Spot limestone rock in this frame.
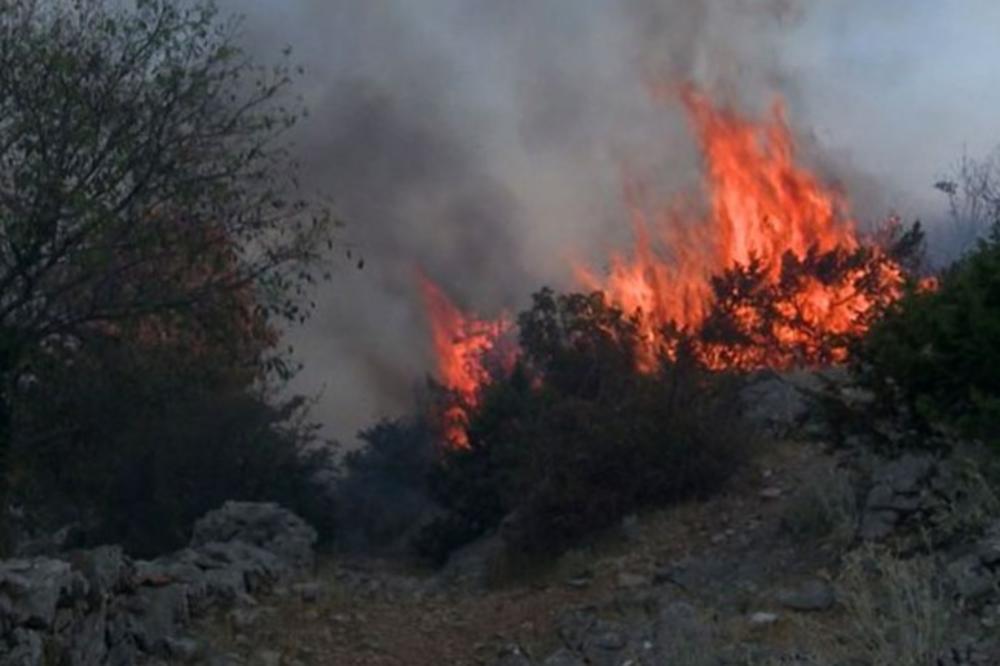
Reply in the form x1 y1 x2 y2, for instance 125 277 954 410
191 502 317 574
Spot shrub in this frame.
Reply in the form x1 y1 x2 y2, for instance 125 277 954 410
858 223 1000 446
334 416 438 553
828 546 953 665
9 333 335 558
417 289 752 562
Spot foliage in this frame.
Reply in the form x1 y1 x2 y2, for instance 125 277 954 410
9 332 335 558
417 288 750 563
0 0 331 356
0 0 335 545
858 224 1000 446
334 416 438 553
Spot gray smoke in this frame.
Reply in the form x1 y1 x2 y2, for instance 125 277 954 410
218 1 1000 442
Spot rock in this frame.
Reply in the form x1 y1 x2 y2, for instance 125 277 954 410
776 577 835 611
748 611 780 627
495 645 532 666
740 375 811 435
947 554 996 600
759 487 783 500
191 502 317 574
62 609 111 666
65 546 132 599
656 601 712 662
164 635 202 661
3 628 44 665
583 619 628 663
128 584 191 653
0 557 84 629
254 649 284 666
542 648 585 665
557 608 596 652
228 607 264 630
616 572 649 589
878 454 935 494
591 630 626 650
438 532 505 588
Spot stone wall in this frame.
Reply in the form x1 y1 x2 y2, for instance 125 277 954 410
0 502 317 665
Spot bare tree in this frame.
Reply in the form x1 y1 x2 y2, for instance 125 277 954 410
935 148 1000 254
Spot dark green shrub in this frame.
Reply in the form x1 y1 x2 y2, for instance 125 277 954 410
858 224 1000 445
334 417 438 553
417 289 751 562
9 334 335 558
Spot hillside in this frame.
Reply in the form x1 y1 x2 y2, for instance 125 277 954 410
181 377 1000 666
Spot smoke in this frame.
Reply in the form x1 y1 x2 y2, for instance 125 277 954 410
219 1 1000 442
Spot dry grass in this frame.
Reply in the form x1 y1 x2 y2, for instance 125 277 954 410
780 464 858 547
817 545 953 666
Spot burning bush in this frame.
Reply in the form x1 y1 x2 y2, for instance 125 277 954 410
696 219 924 370
415 288 750 562
406 87 934 563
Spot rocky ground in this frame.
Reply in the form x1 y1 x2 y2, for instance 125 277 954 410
185 427 1000 665
7 373 1000 665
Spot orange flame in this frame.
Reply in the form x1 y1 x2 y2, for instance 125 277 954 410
576 85 903 370
420 85 910 444
416 271 514 448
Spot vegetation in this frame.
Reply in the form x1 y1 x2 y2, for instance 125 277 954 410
334 417 437 553
0 0 336 552
416 288 751 563
859 225 1000 446
10 332 336 556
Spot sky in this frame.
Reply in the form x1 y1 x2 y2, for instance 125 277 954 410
218 0 1000 442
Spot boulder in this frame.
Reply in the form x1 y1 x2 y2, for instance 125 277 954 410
0 504 318 665
740 374 811 435
0 558 85 630
190 502 316 574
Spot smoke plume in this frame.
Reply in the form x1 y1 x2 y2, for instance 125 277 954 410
219 0 1000 442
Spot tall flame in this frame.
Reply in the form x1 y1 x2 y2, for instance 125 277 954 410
420 85 908 445
416 271 514 448
576 85 902 370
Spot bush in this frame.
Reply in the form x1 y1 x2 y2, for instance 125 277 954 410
9 334 335 558
858 224 1000 446
334 417 438 553
417 289 752 562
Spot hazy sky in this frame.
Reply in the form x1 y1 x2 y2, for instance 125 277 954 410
220 1 1000 442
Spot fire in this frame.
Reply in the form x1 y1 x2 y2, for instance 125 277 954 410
419 85 910 446
576 85 904 370
416 271 514 448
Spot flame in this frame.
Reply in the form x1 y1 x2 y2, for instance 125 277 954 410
419 85 910 445
416 271 514 448
576 85 904 370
